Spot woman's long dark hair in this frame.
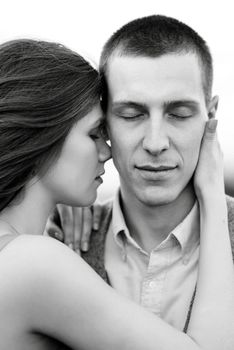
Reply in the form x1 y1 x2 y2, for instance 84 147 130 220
0 39 101 211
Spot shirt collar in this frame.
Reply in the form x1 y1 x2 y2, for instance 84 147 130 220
112 189 200 257
112 190 136 249
170 201 200 258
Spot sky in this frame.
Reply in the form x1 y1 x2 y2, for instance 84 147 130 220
1 0 233 199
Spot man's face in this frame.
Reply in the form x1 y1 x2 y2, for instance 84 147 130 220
106 53 212 207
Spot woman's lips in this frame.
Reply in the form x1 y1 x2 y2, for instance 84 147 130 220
94 171 105 184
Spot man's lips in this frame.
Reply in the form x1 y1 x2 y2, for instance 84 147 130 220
135 165 177 171
135 164 178 180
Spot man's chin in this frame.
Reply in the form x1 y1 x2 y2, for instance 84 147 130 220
137 189 179 207
136 181 195 209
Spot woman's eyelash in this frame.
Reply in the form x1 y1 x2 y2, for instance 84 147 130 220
90 134 100 140
90 123 108 140
99 123 109 139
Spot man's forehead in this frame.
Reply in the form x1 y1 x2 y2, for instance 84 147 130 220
106 53 203 89
106 51 202 75
106 53 205 105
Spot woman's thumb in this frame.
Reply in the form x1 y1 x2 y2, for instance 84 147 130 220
205 119 218 137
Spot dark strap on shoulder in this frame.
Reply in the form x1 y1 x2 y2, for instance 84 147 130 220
0 233 19 251
183 286 197 333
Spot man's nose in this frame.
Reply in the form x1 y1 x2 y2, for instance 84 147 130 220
98 138 112 163
142 116 170 155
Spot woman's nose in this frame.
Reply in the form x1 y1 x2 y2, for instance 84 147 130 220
98 138 112 163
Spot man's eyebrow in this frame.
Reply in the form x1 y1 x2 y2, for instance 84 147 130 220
163 100 200 110
111 101 148 112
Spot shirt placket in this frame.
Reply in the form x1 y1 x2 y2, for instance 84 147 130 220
140 245 171 316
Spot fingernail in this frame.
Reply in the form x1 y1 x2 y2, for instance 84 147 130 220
68 243 73 249
54 232 62 240
82 242 89 252
93 223 98 231
75 249 81 256
207 119 218 132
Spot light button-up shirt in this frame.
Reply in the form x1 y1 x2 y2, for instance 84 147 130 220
105 192 200 330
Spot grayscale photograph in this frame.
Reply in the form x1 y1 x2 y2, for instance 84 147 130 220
0 1 233 349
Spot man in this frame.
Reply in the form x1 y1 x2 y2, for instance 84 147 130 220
48 15 234 331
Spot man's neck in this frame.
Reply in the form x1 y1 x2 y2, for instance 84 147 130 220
119 183 196 253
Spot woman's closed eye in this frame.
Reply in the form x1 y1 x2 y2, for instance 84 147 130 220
89 126 100 140
90 123 108 141
90 133 100 140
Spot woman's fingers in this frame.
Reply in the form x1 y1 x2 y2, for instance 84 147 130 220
44 206 64 241
92 204 103 231
45 204 100 254
80 207 93 252
194 118 224 199
57 204 74 249
72 207 83 255
205 118 218 136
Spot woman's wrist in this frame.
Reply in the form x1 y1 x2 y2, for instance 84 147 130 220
198 194 228 227
196 182 225 202
198 189 227 216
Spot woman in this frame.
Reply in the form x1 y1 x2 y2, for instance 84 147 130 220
0 39 233 350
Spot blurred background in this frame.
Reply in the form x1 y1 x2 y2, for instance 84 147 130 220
1 0 233 200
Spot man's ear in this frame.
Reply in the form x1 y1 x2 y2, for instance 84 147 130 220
208 95 219 119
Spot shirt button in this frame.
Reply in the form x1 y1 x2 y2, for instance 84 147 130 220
122 251 127 262
149 281 157 288
183 255 189 265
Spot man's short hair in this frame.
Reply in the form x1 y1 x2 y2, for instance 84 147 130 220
100 15 213 106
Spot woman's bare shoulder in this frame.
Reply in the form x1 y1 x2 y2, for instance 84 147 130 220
0 233 112 347
0 233 65 256
0 234 87 318
0 234 85 295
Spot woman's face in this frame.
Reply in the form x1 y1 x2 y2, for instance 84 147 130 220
41 105 111 207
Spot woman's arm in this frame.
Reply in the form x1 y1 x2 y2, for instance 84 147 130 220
3 234 199 350
188 119 234 349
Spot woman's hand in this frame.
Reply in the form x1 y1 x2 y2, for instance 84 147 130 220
193 119 225 200
45 204 103 253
